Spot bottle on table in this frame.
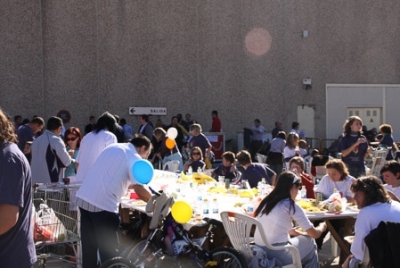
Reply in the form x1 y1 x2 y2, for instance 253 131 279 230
260 178 267 196
301 186 307 199
202 198 210 215
211 198 219 214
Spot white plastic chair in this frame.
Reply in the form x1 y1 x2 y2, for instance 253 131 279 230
348 241 370 268
162 160 180 172
256 153 267 163
220 211 302 268
368 148 387 177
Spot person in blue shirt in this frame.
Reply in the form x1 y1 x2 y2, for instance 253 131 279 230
211 151 240 183
338 116 372 178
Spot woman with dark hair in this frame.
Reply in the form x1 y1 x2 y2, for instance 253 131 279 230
342 176 400 267
254 171 326 267
75 111 117 182
64 127 82 178
338 116 372 178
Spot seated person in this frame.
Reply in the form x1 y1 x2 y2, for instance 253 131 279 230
211 151 240 183
254 171 327 267
289 157 314 198
236 150 276 188
298 139 309 157
380 160 400 202
315 159 356 202
183 146 205 173
343 176 400 268
314 159 356 250
151 127 183 171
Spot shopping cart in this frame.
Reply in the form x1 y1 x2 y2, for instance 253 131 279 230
33 182 82 267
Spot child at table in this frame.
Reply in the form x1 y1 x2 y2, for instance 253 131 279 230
183 146 205 173
211 151 240 184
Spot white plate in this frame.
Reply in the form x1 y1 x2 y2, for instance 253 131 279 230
129 200 147 206
294 227 308 236
347 206 359 212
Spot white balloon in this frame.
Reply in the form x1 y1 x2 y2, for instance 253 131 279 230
167 127 178 139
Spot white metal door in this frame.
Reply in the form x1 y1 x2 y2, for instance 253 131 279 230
347 107 381 130
297 105 315 138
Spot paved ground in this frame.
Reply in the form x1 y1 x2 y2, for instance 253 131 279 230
40 231 341 268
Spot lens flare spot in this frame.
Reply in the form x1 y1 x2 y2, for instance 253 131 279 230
244 28 272 57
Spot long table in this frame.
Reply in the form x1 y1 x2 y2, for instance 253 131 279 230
121 170 358 263
306 209 358 264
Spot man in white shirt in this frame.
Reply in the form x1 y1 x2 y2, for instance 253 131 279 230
249 118 265 161
380 160 400 201
75 112 117 182
75 135 153 267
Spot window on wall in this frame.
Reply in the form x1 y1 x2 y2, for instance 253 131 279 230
347 107 382 130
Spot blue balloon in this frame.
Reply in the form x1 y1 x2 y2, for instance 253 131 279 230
131 159 154 184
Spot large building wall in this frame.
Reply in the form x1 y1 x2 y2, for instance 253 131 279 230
1 1 400 143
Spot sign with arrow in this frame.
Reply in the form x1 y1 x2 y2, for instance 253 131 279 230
129 107 167 115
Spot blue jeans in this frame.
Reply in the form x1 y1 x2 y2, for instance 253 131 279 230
259 235 319 268
79 208 120 268
347 165 366 179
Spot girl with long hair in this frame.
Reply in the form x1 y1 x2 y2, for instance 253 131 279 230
254 171 326 267
338 116 372 178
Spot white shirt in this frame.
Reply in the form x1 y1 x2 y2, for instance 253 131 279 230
384 184 400 200
251 125 265 141
254 198 313 245
316 175 355 200
31 130 72 184
351 202 400 260
283 147 300 170
75 130 117 182
76 143 143 213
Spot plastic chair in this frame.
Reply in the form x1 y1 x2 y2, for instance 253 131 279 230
162 160 180 172
256 153 267 164
368 148 387 177
348 243 370 268
220 211 302 268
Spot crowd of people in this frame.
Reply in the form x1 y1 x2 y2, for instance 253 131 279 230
2 108 400 267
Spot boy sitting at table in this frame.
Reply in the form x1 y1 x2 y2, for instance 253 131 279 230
211 151 240 184
380 160 400 202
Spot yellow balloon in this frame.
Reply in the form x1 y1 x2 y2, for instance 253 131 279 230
171 200 193 224
165 138 175 149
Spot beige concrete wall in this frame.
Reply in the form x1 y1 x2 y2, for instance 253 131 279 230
2 0 400 144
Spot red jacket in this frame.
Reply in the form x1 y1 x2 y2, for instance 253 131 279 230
211 117 222 132
301 172 315 198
